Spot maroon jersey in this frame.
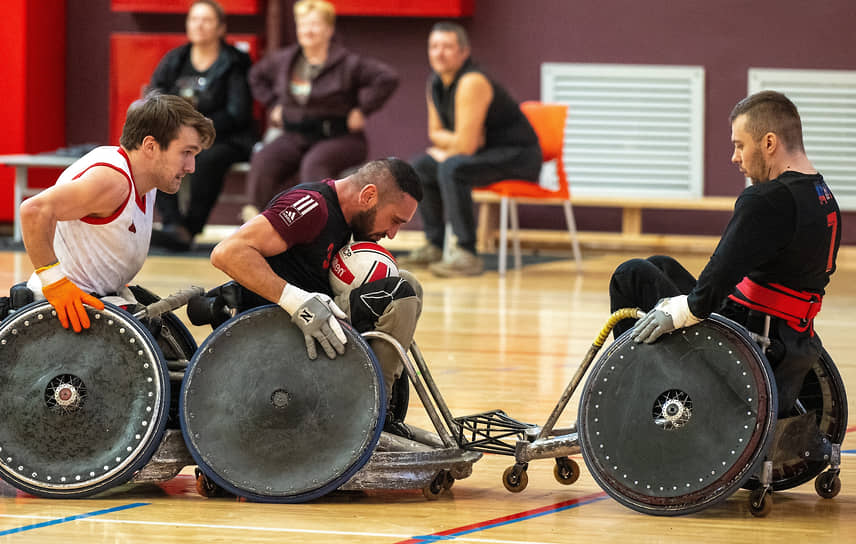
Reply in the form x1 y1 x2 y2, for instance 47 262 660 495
260 179 351 297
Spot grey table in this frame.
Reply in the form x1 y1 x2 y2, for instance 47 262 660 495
0 154 76 243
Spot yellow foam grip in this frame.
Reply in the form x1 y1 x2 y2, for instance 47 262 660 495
593 308 643 348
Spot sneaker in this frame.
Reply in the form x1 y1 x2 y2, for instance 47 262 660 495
398 244 443 268
429 248 484 277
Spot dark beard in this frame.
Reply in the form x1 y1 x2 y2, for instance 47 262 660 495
748 146 767 185
350 207 377 241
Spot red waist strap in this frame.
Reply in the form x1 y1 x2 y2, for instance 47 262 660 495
728 277 822 333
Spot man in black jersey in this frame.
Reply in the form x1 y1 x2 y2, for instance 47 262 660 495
211 157 423 404
609 91 840 416
400 21 542 277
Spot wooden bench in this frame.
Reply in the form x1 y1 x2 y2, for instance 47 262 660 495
473 192 737 253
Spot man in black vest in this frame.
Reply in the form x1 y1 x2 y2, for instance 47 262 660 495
609 91 841 417
400 22 542 277
211 158 423 406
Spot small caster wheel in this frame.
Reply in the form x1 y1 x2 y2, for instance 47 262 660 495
441 470 455 491
422 472 446 500
502 465 529 493
815 471 841 499
749 487 772 517
195 467 225 498
554 457 580 485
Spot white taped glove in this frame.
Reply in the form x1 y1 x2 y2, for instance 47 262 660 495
632 295 701 344
279 283 348 359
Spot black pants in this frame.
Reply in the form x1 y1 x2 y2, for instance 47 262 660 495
608 255 822 417
411 144 541 253
156 141 249 236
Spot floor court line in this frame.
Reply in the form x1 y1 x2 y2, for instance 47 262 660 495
0 515 551 543
395 491 608 544
0 494 606 544
0 502 149 536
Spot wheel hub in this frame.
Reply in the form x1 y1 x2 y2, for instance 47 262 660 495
653 389 692 430
45 374 87 413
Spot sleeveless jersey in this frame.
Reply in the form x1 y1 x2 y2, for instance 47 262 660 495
430 58 538 149
28 146 154 296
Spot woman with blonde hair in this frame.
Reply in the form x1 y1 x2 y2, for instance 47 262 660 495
244 0 399 218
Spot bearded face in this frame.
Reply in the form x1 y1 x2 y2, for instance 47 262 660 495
350 206 379 242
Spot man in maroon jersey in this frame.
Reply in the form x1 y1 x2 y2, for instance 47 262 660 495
211 158 423 412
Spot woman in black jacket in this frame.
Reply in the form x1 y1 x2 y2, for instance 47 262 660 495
149 0 256 251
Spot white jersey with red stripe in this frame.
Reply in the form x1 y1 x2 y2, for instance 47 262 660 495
27 146 154 296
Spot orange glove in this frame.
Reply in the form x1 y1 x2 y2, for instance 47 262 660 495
39 272 105 333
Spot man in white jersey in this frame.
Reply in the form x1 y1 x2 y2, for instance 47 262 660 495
19 93 215 332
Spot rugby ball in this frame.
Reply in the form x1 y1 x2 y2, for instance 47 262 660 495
329 241 399 296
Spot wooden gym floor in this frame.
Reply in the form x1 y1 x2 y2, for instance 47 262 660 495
0 241 853 543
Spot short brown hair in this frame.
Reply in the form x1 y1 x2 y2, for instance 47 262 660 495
190 0 225 25
729 90 805 152
120 93 215 151
294 0 336 26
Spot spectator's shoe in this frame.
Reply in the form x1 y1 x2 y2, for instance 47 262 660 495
398 244 443 268
429 248 484 277
150 224 193 252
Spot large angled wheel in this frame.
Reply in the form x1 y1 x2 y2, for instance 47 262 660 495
0 301 170 498
578 314 777 516
744 348 847 492
181 305 385 503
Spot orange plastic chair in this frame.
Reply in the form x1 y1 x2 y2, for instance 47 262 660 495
473 101 582 275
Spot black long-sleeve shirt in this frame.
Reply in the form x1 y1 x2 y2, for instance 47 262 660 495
687 172 840 318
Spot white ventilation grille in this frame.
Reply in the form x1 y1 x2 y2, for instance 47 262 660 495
749 68 856 211
541 63 705 198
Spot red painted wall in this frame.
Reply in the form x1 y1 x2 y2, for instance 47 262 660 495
0 0 66 222
111 0 259 13
331 0 473 17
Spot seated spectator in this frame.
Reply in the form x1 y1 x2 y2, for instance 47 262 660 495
399 22 542 277
149 0 256 251
243 0 399 220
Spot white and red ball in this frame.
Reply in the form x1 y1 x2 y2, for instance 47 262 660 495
329 241 399 296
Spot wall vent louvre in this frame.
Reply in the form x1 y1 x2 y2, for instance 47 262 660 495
541 63 705 198
749 68 856 211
